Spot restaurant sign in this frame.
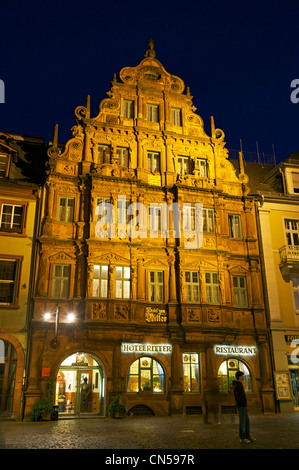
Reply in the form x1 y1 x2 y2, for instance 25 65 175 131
214 345 257 356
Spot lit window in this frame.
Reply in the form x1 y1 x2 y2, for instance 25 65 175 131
233 276 248 307
183 353 200 392
185 271 200 302
205 272 220 304
92 264 108 298
115 266 130 299
123 100 134 119
127 357 165 393
228 214 242 239
0 259 19 305
52 264 70 299
171 108 182 126
217 359 252 393
0 204 24 233
149 270 164 303
147 151 160 172
58 197 74 223
146 104 159 122
203 208 215 233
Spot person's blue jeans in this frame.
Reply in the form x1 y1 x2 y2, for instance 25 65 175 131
237 406 251 440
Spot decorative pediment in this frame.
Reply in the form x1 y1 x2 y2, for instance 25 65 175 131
89 252 130 264
143 258 168 268
228 264 249 275
49 251 76 261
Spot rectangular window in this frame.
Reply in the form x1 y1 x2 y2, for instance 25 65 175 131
177 156 190 176
52 264 71 299
203 208 215 233
149 270 164 303
96 197 110 221
117 197 131 225
285 219 299 246
0 259 19 305
149 205 162 232
147 151 160 173
58 197 74 222
197 158 208 177
115 266 130 299
292 278 299 312
92 264 108 298
183 205 195 231
183 353 200 392
228 214 242 239
116 147 129 167
0 155 9 178
97 144 111 165
185 271 200 302
147 104 159 122
292 173 299 193
171 108 182 126
205 272 220 304
123 100 134 119
0 204 24 233
233 276 248 307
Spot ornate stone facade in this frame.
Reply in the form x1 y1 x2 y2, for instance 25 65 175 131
25 40 275 419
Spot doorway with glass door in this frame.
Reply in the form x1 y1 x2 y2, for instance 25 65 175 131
56 352 104 417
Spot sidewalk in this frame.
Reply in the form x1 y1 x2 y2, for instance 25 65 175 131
0 413 299 450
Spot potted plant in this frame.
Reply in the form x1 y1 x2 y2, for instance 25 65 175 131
30 377 57 422
108 395 127 419
141 381 152 392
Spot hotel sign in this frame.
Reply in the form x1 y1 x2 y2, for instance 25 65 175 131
145 307 167 323
214 345 257 356
122 343 172 354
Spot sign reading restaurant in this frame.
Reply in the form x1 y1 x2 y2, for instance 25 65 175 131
214 345 257 356
122 343 172 354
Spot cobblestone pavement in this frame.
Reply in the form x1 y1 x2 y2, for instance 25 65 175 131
0 413 299 451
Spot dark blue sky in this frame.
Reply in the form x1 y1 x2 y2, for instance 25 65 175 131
0 0 298 163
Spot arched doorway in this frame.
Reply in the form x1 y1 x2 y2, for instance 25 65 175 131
217 358 252 393
55 352 105 416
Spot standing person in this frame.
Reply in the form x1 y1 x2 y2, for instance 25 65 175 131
233 371 256 443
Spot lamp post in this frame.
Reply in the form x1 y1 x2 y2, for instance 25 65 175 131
45 304 75 348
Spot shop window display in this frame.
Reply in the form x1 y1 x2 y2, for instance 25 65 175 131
217 358 252 393
127 357 165 393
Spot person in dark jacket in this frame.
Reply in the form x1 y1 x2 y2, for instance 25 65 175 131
233 371 256 443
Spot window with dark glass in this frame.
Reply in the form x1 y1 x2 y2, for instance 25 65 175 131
127 357 165 393
0 259 18 305
97 144 111 164
0 155 9 178
183 353 200 392
285 219 299 246
0 204 24 233
228 214 242 239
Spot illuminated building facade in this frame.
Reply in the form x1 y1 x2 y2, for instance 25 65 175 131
0 132 44 419
23 41 275 419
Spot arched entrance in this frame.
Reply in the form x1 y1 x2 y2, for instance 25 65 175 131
55 352 105 416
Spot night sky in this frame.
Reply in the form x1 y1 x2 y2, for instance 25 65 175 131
0 0 298 164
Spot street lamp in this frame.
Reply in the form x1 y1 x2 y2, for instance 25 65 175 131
44 304 75 348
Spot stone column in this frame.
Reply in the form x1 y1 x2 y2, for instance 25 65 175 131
169 343 184 414
203 345 220 424
137 258 145 301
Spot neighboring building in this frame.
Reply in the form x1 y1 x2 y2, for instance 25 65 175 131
239 154 299 412
0 132 45 419
23 41 275 420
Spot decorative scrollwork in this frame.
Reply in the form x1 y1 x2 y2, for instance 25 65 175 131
47 146 61 158
74 105 87 120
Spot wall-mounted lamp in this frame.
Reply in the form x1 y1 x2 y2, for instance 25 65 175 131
44 304 75 348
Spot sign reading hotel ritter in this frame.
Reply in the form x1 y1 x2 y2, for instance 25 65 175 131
145 307 167 323
122 343 172 354
214 345 257 356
